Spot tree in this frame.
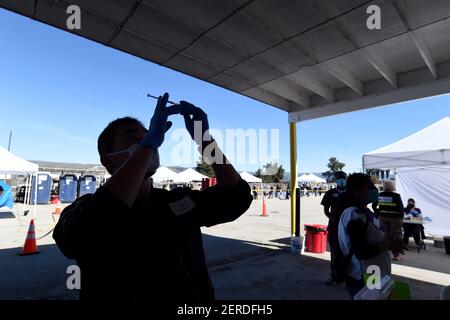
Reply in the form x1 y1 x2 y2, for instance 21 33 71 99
255 162 285 183
322 157 346 182
195 157 214 177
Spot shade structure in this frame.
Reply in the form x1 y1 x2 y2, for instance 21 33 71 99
298 173 326 183
2 1 450 120
176 168 208 183
0 147 39 175
363 118 450 236
395 166 450 236
239 171 262 183
151 166 179 183
363 117 450 169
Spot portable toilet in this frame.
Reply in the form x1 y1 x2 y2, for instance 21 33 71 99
78 175 96 197
30 172 52 204
59 174 78 203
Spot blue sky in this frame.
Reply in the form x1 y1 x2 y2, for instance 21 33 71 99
1 8 449 174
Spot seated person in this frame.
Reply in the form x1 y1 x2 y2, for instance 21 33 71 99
404 198 422 218
403 198 426 246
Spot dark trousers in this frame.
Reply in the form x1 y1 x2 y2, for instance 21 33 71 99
403 224 425 246
327 224 342 281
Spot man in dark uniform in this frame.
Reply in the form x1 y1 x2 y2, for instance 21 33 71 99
321 171 347 285
372 180 405 261
53 93 252 300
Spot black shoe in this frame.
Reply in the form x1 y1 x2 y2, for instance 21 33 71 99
326 279 338 286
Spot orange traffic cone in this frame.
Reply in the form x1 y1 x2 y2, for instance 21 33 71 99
261 197 268 217
20 219 40 255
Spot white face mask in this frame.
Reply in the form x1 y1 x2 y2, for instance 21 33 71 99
106 143 160 175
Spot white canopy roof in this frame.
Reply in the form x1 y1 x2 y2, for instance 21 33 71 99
363 117 450 169
240 171 262 183
176 168 208 183
395 166 450 236
3 1 450 121
0 147 38 175
298 173 326 183
151 166 179 183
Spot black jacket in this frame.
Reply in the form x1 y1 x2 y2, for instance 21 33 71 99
374 191 404 218
53 178 252 300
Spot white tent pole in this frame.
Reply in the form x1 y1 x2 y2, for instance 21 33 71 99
25 174 30 206
28 174 32 209
23 175 27 206
16 201 23 226
23 175 28 206
33 171 38 219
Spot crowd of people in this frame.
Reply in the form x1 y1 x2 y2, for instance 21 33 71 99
300 183 328 196
251 185 288 200
321 171 424 299
250 183 328 201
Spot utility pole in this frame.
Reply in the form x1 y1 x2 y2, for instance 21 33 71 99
7 130 12 151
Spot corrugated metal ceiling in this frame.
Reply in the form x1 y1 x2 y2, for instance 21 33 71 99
2 0 450 120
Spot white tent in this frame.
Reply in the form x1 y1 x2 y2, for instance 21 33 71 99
363 118 450 236
363 117 450 169
0 147 38 174
151 166 180 183
298 174 310 183
0 147 39 220
240 172 262 183
298 173 326 183
176 168 208 183
395 166 450 236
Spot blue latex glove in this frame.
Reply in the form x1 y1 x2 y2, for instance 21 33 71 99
180 101 211 146
140 93 179 150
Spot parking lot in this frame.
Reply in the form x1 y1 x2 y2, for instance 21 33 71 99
1 195 449 299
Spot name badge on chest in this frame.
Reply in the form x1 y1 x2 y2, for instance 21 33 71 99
169 196 196 216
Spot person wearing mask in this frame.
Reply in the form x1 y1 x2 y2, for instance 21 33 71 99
338 174 407 299
321 171 347 286
403 198 426 247
372 181 405 261
53 93 253 300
